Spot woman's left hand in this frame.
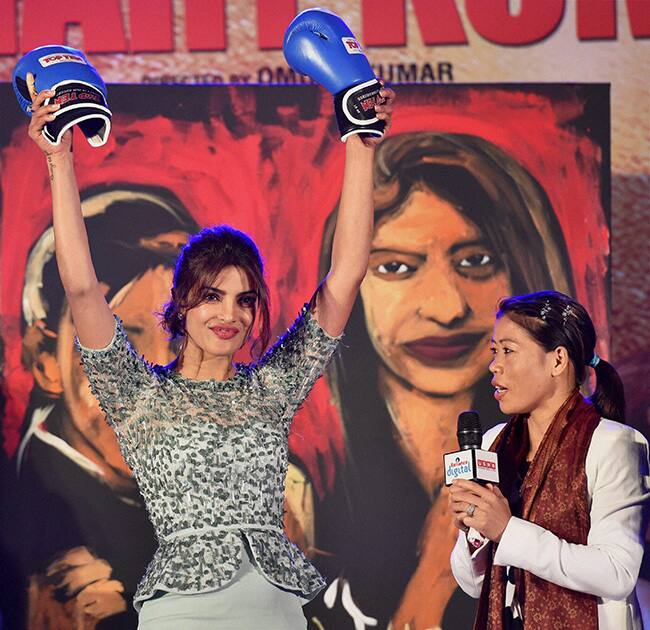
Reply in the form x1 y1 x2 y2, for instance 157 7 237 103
360 84 395 146
449 479 512 542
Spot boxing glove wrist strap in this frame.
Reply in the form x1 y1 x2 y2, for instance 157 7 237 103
43 80 111 147
334 79 385 142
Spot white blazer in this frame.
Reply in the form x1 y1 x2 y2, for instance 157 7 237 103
450 419 650 629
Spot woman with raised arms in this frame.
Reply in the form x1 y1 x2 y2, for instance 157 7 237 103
27 82 394 630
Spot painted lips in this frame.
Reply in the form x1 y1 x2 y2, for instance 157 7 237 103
404 333 485 365
211 326 239 340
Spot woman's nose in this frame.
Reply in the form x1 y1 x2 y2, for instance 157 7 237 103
416 267 470 327
488 357 501 374
217 299 236 322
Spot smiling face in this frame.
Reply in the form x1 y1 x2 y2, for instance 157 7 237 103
360 188 511 396
183 265 257 361
489 315 560 416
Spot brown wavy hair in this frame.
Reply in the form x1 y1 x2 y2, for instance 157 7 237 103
161 225 271 360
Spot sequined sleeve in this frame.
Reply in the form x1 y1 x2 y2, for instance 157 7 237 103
257 303 341 423
74 316 158 455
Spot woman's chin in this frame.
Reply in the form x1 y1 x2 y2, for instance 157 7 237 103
498 399 526 417
382 358 486 397
194 336 240 358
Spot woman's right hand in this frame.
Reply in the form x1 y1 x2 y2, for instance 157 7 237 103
28 89 72 157
448 480 472 533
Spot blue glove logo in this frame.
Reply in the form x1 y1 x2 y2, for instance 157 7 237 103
38 52 87 68
342 37 364 55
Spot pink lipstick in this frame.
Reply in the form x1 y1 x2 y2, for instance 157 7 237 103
211 326 239 340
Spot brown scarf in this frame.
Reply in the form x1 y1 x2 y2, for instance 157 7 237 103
473 390 601 630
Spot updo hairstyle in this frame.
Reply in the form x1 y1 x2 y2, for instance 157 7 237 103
162 225 271 359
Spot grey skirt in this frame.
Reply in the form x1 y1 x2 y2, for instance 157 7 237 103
137 546 308 629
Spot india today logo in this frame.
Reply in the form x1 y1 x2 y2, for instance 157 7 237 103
477 458 497 471
39 53 87 68
342 37 364 55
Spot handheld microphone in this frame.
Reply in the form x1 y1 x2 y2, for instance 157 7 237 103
444 411 499 486
444 411 499 549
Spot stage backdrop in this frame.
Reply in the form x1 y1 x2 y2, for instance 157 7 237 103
0 83 611 630
0 0 647 363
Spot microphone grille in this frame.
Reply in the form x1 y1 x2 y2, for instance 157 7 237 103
457 410 482 450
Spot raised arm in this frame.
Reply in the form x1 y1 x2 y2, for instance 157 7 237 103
28 89 115 349
314 86 395 337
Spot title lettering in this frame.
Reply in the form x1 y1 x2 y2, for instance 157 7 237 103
0 0 647 56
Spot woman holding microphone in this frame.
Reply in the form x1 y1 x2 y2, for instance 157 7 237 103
449 290 649 629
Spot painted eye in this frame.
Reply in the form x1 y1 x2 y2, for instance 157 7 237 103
377 261 415 275
454 250 502 281
459 254 491 268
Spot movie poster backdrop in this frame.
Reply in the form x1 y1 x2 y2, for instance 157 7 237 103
0 84 611 629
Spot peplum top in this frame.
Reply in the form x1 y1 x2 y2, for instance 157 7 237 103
75 304 340 610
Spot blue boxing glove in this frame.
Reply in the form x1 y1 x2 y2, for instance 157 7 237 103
13 45 111 147
283 8 384 142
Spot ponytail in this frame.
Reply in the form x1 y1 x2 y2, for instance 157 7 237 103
497 291 628 423
589 357 626 422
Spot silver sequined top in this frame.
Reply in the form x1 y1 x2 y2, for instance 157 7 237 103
75 304 340 610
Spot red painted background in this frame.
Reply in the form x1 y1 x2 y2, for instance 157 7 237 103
1 84 609 492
